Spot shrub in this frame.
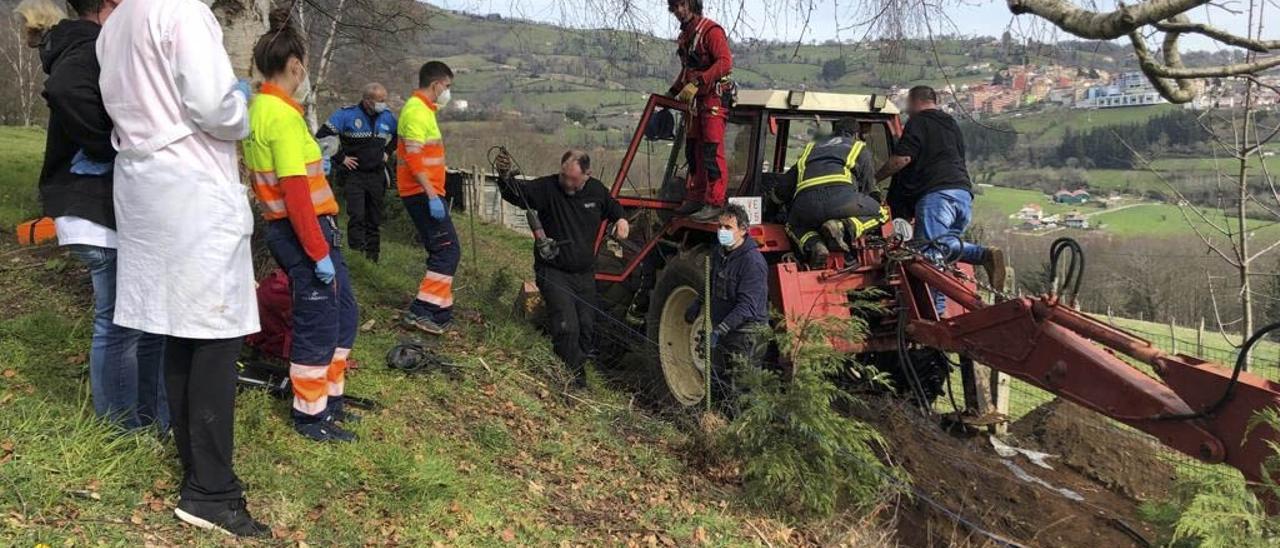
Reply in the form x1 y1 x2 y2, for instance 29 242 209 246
719 293 896 520
1140 408 1280 547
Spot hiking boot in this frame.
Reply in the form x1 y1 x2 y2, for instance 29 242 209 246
174 498 270 538
808 241 830 270
689 205 722 223
981 247 1008 292
674 201 703 215
295 421 357 442
820 219 851 253
401 312 447 336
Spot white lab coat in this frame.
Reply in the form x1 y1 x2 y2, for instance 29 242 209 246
97 0 259 339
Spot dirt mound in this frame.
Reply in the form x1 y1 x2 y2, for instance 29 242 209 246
852 399 1160 547
1009 398 1175 502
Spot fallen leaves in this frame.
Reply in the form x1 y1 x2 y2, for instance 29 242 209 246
1 369 15 379
500 528 516 543
692 526 708 545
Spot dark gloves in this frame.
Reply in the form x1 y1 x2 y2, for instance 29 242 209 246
536 237 560 261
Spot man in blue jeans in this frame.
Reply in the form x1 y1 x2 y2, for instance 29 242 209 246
877 86 1006 315
38 0 166 431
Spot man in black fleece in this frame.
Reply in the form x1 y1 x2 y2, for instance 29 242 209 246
39 0 168 432
496 150 630 387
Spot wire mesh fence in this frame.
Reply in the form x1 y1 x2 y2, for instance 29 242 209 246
958 312 1270 491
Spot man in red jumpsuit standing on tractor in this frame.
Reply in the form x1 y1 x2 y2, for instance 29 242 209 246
667 0 734 222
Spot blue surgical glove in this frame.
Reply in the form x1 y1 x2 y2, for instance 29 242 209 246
711 325 728 348
429 196 447 220
315 255 336 285
69 150 112 176
233 79 253 101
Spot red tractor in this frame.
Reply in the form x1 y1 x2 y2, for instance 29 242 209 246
591 90 1280 501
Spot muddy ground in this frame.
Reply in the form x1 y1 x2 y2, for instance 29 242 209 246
852 397 1172 547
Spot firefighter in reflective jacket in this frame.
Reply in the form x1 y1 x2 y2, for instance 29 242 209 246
773 119 887 269
243 78 359 442
667 0 733 222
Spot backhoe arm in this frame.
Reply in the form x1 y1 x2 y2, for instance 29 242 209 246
898 259 1280 490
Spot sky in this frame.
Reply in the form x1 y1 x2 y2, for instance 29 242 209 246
434 0 1261 52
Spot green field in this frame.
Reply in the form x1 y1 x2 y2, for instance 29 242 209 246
1148 155 1280 173
1004 104 1180 146
974 185 1280 241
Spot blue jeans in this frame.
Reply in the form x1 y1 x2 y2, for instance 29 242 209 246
67 245 168 431
914 189 987 315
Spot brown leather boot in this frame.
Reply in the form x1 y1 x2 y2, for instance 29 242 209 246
981 247 1007 292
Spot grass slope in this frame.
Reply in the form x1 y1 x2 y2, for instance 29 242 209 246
0 128 794 545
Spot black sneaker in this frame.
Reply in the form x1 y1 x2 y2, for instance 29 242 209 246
327 408 362 424
401 312 447 335
174 498 270 538
689 205 722 223
295 421 357 442
674 201 703 215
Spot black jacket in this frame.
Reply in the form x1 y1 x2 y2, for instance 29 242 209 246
887 109 971 215
39 19 115 228
710 238 769 334
497 174 624 273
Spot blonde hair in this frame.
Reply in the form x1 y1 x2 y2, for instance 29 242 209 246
14 0 66 32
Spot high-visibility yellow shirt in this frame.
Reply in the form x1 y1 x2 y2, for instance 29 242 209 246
396 91 446 198
242 82 339 221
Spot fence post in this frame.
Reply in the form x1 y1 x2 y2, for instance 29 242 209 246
1107 306 1114 326
1169 316 1177 354
1197 318 1205 356
469 165 479 272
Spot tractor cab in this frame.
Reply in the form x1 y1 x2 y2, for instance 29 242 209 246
593 90 922 406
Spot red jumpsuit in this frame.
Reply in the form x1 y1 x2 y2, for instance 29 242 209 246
669 16 733 207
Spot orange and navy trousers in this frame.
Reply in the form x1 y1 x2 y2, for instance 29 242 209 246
402 194 461 325
265 216 359 424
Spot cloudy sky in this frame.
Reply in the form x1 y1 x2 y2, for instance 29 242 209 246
434 0 1259 52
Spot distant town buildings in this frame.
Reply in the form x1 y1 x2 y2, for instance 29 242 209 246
938 63 1271 115
1063 212 1090 229
1076 72 1166 109
1053 189 1090 204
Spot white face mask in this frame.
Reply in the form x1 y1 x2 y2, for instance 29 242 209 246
436 87 452 108
373 102 388 113
294 66 312 103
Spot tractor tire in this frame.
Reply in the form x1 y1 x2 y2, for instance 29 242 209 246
644 247 712 407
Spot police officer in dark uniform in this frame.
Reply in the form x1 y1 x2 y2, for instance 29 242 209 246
316 83 397 262
772 119 885 268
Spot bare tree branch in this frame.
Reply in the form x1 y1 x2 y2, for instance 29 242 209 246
1005 0 1210 40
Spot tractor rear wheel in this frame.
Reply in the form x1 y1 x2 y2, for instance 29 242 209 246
644 247 711 407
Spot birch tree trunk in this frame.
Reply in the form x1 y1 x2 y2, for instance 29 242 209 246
199 0 270 79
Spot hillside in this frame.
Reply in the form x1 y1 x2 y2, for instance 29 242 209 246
0 125 842 545
319 5 1144 121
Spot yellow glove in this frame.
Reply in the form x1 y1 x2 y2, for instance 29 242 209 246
676 82 698 103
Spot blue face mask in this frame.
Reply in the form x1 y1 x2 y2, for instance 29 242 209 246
717 228 735 247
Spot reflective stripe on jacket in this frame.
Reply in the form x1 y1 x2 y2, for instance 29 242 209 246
242 83 339 221
795 136 867 194
396 91 446 198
